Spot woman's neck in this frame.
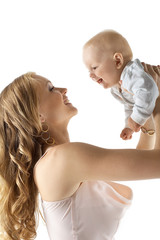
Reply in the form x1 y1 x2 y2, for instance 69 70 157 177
42 126 70 154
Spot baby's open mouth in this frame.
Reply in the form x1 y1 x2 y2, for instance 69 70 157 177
97 78 103 84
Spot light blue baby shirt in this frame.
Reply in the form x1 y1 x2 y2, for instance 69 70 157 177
111 59 159 127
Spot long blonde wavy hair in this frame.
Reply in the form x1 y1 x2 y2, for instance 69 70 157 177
0 73 43 239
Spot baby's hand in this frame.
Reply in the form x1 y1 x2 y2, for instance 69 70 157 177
120 128 134 140
128 117 141 132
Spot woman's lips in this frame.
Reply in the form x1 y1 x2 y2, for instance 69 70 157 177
64 98 70 105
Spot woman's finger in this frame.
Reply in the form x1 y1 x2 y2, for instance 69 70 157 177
146 64 157 77
153 65 160 75
142 62 159 82
142 62 160 77
141 62 148 72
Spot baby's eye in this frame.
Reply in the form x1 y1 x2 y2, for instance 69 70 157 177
92 66 98 70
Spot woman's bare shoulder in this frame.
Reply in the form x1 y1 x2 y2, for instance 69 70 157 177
33 143 82 201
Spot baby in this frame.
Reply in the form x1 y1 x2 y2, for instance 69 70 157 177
83 30 159 140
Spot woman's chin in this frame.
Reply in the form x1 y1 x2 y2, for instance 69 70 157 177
72 106 78 115
68 104 78 117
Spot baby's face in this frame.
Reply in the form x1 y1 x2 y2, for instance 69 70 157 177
83 45 120 89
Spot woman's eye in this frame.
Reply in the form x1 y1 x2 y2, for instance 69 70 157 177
49 87 54 91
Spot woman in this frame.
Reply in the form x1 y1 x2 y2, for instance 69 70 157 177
0 65 159 240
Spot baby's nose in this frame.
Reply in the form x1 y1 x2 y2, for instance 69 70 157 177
90 73 97 81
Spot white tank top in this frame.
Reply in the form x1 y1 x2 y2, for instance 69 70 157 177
41 180 132 240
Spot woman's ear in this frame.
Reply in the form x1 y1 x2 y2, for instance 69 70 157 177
113 53 124 69
39 114 46 123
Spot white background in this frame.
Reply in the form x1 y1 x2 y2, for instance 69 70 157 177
0 0 160 239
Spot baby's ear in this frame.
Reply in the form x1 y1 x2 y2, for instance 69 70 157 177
113 53 124 69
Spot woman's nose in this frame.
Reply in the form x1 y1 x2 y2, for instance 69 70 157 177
61 88 67 95
56 88 67 95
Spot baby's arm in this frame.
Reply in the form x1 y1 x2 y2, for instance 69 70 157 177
128 117 141 132
127 63 159 132
129 64 160 136
120 103 134 140
129 68 159 128
110 88 134 140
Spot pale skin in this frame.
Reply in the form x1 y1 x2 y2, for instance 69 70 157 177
83 42 160 140
33 65 160 205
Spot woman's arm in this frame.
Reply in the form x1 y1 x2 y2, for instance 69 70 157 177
153 97 160 148
136 116 155 150
136 63 160 150
54 142 160 184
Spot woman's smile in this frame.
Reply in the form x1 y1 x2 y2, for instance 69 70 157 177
63 97 70 105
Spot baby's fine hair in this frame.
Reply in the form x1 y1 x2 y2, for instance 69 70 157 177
84 29 133 62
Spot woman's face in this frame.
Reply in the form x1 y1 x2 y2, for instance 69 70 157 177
34 75 78 126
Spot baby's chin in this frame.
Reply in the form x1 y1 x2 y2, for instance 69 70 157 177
98 79 111 89
104 82 119 89
101 82 110 89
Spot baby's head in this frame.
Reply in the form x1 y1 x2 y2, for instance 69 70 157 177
83 30 133 88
